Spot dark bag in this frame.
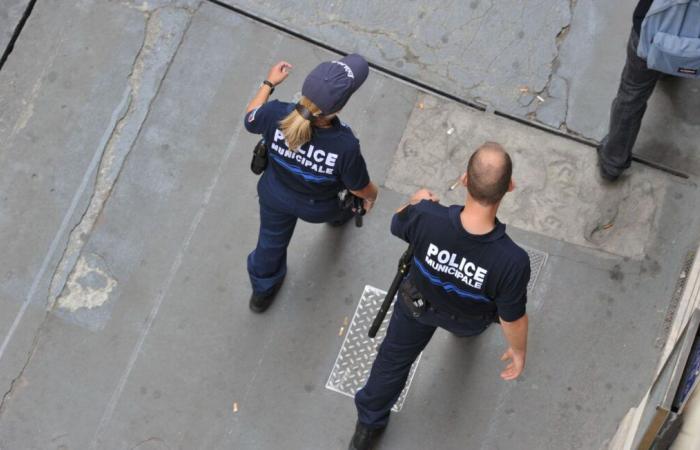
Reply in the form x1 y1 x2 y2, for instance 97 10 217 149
250 139 268 175
638 0 700 78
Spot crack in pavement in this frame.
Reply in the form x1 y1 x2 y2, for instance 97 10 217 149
0 309 50 419
0 1 199 425
47 5 195 311
530 0 576 128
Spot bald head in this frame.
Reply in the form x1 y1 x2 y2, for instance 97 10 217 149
466 142 512 205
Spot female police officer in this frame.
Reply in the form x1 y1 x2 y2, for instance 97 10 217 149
243 54 378 313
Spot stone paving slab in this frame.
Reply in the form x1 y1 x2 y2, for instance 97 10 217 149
0 0 156 405
0 0 30 60
385 94 671 260
220 0 571 125
542 0 637 136
634 78 700 179
219 0 700 183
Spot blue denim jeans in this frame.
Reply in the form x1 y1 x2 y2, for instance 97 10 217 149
354 295 491 429
247 170 351 295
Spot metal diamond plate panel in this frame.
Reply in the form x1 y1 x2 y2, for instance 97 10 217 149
522 245 548 293
326 245 547 411
326 285 418 412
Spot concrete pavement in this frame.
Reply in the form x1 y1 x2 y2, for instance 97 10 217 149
1 1 699 449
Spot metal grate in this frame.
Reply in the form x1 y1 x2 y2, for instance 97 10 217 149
522 245 549 293
326 246 548 411
326 285 420 411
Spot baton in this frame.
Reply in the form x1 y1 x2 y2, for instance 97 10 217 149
368 244 414 338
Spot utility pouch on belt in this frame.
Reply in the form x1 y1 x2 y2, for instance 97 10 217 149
338 189 366 227
400 278 500 323
399 278 427 318
250 139 268 175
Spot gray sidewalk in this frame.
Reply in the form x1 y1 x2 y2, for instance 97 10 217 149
1 1 699 449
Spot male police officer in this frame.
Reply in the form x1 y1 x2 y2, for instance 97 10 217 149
348 142 530 450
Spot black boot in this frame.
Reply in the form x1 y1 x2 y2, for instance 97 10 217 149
348 421 384 450
597 145 621 182
249 278 284 313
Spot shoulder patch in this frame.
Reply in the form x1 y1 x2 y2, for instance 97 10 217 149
247 108 259 123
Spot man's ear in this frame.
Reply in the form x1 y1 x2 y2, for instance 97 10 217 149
508 178 516 192
460 172 468 187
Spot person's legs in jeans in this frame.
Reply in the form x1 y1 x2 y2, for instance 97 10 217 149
247 195 297 295
599 28 661 178
354 298 436 429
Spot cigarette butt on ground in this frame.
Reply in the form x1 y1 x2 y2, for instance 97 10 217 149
418 102 424 109
339 326 345 336
519 86 529 93
602 223 613 230
343 316 349 326
449 179 460 191
447 127 455 135
233 402 239 413
536 95 545 102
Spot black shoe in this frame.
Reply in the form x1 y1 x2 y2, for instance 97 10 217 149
249 279 284 313
348 422 384 450
599 164 621 182
596 146 621 182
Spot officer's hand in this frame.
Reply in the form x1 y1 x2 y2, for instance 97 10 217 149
266 61 293 86
409 188 439 205
500 347 525 381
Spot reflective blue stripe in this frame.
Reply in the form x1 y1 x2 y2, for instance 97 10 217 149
270 154 336 183
413 257 491 303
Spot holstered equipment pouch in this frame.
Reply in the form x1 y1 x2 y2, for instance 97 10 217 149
399 278 427 318
337 189 366 227
400 278 500 323
250 139 268 175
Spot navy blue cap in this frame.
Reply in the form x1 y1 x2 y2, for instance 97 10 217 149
301 54 369 115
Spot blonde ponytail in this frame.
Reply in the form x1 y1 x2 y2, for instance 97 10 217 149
279 96 323 150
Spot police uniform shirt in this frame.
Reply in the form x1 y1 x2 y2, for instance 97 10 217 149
245 101 370 199
393 200 531 322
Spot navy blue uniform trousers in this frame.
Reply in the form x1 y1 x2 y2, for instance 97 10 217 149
247 169 351 295
355 294 492 429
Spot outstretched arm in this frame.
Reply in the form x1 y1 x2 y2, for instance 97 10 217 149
395 188 440 213
246 61 292 113
499 313 528 381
